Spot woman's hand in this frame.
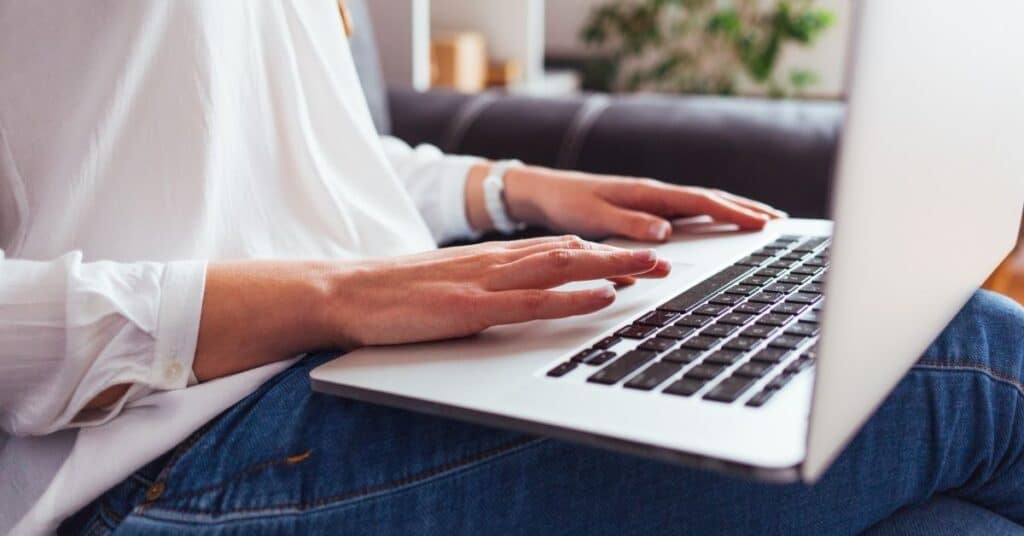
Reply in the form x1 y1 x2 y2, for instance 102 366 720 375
322 235 669 347
467 164 786 242
184 236 669 385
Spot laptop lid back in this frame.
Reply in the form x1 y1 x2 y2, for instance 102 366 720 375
804 0 1024 481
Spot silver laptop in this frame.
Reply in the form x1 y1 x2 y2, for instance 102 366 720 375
312 0 1024 482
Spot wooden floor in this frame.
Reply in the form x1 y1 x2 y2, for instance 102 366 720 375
983 229 1024 304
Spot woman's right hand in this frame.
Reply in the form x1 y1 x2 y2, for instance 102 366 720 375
324 235 670 347
190 236 670 384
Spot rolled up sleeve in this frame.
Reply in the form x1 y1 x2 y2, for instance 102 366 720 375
0 250 206 436
380 135 485 244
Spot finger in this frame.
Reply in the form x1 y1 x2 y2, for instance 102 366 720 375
608 276 637 286
685 191 771 230
712 189 787 219
503 235 622 260
604 182 770 230
502 235 571 249
487 248 660 290
483 286 617 325
595 203 674 242
632 258 672 278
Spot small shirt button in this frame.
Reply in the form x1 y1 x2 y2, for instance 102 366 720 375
165 362 183 381
145 481 165 502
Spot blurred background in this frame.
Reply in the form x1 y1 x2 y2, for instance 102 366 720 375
369 0 848 99
364 0 1022 302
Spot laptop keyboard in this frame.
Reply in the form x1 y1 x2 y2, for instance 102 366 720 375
546 235 829 408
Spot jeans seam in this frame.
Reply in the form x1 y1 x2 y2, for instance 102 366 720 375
147 451 318 506
137 436 546 520
914 360 1024 399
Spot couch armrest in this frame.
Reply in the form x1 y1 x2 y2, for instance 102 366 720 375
388 88 844 219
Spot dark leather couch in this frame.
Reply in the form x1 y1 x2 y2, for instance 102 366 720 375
346 1 844 221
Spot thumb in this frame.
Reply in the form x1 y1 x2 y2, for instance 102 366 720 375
597 204 673 242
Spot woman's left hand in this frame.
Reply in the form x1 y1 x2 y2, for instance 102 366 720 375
502 166 787 243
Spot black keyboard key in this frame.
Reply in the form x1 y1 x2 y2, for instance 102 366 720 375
660 265 753 313
804 258 827 268
593 336 622 350
664 378 705 397
772 303 806 316
746 389 778 407
710 294 744 306
703 376 756 403
781 253 805 262
571 349 603 363
675 314 714 328
638 310 681 327
791 266 823 277
625 362 682 391
769 260 797 270
757 313 793 327
756 268 785 278
752 248 779 258
751 348 789 364
725 284 758 296
769 335 806 349
749 292 784 304
734 301 771 315
741 324 777 339
639 337 676 353
734 361 774 378
705 350 744 365
658 326 694 340
785 358 814 375
723 337 760 352
799 311 821 324
663 348 703 364
587 350 658 385
718 312 756 326
785 323 820 337
765 283 798 294
616 324 658 339
767 373 796 390
801 283 825 294
777 235 802 243
684 363 726 381
778 274 812 285
735 256 768 267
694 304 730 317
787 292 822 305
741 276 772 287
701 323 738 338
681 336 721 351
589 351 617 366
794 236 829 252
547 362 577 377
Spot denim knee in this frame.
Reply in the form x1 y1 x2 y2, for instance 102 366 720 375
918 290 1024 378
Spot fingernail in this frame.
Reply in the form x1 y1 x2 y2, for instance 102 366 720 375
595 284 616 299
649 222 671 240
632 249 657 263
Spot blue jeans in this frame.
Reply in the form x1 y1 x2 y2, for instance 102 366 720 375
62 291 1024 535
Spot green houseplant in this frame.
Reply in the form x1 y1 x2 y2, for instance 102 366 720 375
580 0 835 97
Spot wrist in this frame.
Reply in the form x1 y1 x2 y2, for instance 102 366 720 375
502 165 546 226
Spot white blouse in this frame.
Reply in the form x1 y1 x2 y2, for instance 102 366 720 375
0 2 480 533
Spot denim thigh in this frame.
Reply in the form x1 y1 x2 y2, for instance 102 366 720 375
63 291 1024 535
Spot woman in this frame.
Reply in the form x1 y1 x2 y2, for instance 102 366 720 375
1 2 1022 534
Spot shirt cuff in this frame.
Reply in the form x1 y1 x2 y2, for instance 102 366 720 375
436 155 485 244
147 260 207 390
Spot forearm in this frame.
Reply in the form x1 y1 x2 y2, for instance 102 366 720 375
86 260 338 410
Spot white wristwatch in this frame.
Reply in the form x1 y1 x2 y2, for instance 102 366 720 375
482 159 526 234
